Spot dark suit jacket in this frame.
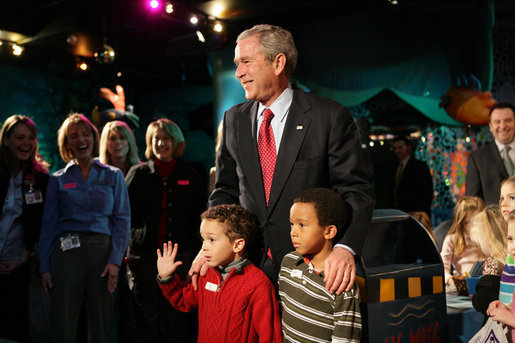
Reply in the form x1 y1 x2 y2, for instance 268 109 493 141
465 143 507 205
125 159 206 257
209 89 375 277
395 157 433 215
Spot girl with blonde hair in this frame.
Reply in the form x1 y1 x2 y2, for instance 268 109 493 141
470 205 507 275
441 196 485 286
470 205 507 318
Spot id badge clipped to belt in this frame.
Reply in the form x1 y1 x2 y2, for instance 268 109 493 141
60 233 81 252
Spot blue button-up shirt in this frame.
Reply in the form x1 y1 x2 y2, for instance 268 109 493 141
38 158 130 273
0 172 24 261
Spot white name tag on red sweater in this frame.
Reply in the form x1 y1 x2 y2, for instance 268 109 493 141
205 282 218 292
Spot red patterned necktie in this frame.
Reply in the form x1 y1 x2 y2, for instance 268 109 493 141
258 108 276 205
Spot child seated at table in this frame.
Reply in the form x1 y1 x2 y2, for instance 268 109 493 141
441 196 486 288
469 205 507 317
487 210 515 341
155 204 282 343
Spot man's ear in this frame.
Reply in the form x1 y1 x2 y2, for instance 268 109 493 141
233 238 246 254
273 53 286 76
325 225 337 240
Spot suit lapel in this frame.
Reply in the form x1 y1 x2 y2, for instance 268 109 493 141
238 102 268 217
268 92 311 212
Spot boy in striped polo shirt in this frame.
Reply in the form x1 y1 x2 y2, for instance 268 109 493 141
279 188 362 343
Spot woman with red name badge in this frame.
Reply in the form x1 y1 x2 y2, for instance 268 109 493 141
125 118 205 342
37 113 130 343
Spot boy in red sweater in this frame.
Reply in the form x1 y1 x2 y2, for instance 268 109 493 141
156 204 282 343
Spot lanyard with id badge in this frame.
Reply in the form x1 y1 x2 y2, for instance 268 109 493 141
23 174 43 205
60 233 81 251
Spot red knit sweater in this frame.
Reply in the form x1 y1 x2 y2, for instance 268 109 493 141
158 263 282 343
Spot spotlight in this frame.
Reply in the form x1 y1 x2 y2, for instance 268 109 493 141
190 16 199 25
149 0 160 9
79 62 88 71
165 2 173 13
12 43 23 56
117 72 122 77
196 30 205 43
213 22 223 33
213 4 224 17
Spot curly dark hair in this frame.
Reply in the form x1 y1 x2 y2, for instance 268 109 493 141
293 188 348 242
201 204 258 252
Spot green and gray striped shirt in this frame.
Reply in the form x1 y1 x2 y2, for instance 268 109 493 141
278 252 362 343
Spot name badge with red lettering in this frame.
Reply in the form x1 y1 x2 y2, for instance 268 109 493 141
63 182 77 189
177 180 190 186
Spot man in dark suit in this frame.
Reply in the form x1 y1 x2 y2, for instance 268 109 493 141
392 136 433 216
466 103 515 204
207 24 374 293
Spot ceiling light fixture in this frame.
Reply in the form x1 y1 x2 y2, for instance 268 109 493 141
149 0 160 9
12 43 23 56
213 22 223 33
190 16 199 25
213 4 224 17
196 30 205 43
165 2 173 13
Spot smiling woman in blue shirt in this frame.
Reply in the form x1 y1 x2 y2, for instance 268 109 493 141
0 115 49 343
37 113 131 343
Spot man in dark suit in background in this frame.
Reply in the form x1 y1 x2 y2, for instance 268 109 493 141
466 103 515 204
392 136 433 216
207 24 374 293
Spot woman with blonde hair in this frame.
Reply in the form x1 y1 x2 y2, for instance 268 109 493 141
99 120 140 176
0 115 49 342
441 196 486 286
125 118 205 342
37 113 130 343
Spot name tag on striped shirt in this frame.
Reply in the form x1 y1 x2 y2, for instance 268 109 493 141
290 269 303 279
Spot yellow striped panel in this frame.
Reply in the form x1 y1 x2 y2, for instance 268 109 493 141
380 278 395 302
433 275 443 293
408 277 421 298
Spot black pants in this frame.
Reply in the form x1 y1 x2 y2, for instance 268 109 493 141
0 262 30 342
49 233 114 343
129 255 197 343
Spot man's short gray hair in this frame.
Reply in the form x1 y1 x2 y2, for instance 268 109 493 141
237 24 298 79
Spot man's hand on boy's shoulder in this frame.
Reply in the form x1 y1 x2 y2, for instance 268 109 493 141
324 247 356 294
188 251 209 291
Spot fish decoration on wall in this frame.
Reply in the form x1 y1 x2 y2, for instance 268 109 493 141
439 75 497 126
